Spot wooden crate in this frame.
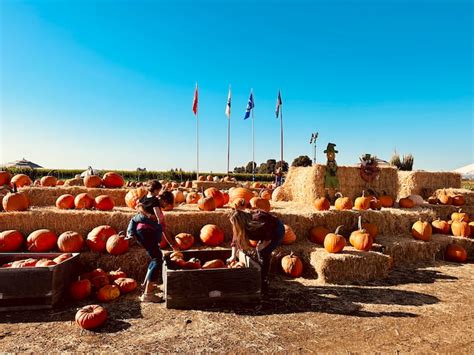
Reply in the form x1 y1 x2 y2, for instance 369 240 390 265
0 253 80 311
163 249 261 309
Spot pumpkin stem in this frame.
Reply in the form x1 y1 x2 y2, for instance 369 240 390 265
335 225 344 234
362 190 365 197
12 183 17 193
358 216 362 230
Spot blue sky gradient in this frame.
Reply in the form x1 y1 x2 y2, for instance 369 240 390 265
1 0 472 172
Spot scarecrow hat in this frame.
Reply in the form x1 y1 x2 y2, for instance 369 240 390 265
324 143 338 154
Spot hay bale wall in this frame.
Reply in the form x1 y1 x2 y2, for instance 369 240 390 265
397 171 461 199
192 181 238 191
281 165 398 204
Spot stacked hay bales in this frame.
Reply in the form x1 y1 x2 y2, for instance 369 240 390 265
192 181 238 190
397 171 461 199
434 188 474 206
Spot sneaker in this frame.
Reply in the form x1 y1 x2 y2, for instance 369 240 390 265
139 293 164 303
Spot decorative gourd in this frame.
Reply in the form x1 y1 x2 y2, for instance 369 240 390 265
198 196 216 211
107 269 127 282
0 230 24 252
314 196 330 211
75 305 108 330
97 284 120 302
334 193 352 210
249 197 271 212
74 193 94 209
308 226 330 244
281 253 303 277
106 234 129 255
84 175 102 188
40 175 57 187
113 278 137 293
399 197 415 209
452 194 465 206
174 233 194 250
451 209 469 222
0 170 12 185
411 219 432 241
361 222 378 240
69 279 92 300
200 224 224 246
451 221 470 238
283 224 297 245
186 192 200 204
324 226 346 253
431 218 450 234
87 225 117 252
2 184 29 211
102 172 124 188
94 195 115 211
445 244 467 263
56 194 75 209
204 188 225 208
53 253 73 264
10 174 32 188
349 216 373 251
125 187 147 209
379 191 394 208
229 187 254 205
354 191 371 211
202 259 226 269
57 231 84 252
27 229 58 252
35 259 57 267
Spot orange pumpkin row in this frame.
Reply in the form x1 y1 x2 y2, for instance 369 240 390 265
56 193 115 211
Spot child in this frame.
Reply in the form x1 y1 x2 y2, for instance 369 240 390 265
126 180 177 302
227 209 285 292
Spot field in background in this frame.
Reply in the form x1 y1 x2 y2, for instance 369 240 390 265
462 180 474 191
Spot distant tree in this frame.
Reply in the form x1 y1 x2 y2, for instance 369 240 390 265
233 166 245 173
275 160 289 172
258 163 268 174
245 161 257 174
265 159 277 174
291 155 312 167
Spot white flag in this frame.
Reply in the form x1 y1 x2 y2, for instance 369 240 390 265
225 86 231 118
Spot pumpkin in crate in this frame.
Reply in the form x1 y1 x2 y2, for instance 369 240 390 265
411 220 432 241
398 197 415 209
27 229 58 252
10 174 32 188
69 279 92 300
9 258 38 268
108 269 127 282
250 197 271 212
452 194 465 206
202 259 226 269
445 244 467 263
114 278 137 293
334 193 352 210
198 196 216 211
0 230 24 252
76 305 108 330
186 192 200 204
183 257 202 269
87 225 117 252
308 226 330 244
2 184 29 211
35 259 57 267
125 187 148 209
349 216 373 251
324 226 346 253
204 187 225 208
102 172 124 188
451 209 469 223
84 175 102 188
354 191 371 211
361 221 378 240
431 218 450 234
56 194 75 209
281 253 303 277
94 195 115 211
229 187 254 205
57 231 84 252
451 221 470 238
175 233 194 250
379 191 394 208
53 253 73 264
74 193 94 209
200 224 224 246
283 224 297 245
0 170 12 185
106 234 129 255
314 196 330 211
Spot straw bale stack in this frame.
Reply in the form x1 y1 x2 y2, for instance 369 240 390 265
434 188 474 206
398 171 461 199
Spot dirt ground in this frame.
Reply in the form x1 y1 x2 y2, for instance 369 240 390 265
1 261 473 353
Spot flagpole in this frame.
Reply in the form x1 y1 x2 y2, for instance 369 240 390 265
252 98 255 181
197 111 199 180
227 86 231 174
280 103 283 170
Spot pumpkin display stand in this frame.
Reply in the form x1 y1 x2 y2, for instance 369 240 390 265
162 249 261 309
192 180 237 190
0 253 80 311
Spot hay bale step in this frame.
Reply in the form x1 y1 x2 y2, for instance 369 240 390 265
430 234 474 261
397 171 461 199
434 188 474 206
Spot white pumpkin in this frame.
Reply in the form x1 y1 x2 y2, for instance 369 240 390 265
408 194 425 206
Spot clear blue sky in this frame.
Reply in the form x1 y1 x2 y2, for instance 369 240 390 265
1 0 472 172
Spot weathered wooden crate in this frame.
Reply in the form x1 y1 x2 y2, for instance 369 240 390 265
163 249 261 309
0 253 80 311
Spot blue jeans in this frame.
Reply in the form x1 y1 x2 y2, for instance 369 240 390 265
127 214 161 237
257 220 285 282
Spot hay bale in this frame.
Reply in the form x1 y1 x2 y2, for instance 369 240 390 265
64 177 83 186
434 188 474 206
422 204 474 221
20 186 129 207
281 165 398 204
430 234 474 261
397 171 461 199
192 181 238 191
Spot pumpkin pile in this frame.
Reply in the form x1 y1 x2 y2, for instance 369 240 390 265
169 252 245 270
429 190 466 206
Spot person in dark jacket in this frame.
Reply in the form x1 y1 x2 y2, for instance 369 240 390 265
227 209 285 291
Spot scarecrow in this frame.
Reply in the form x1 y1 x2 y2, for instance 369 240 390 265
324 143 339 201
359 153 380 183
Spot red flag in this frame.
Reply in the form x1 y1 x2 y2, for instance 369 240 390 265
192 83 198 116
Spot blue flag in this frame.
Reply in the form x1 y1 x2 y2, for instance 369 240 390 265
275 90 282 118
244 91 254 120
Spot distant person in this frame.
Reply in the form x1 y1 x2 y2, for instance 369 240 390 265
126 180 177 303
227 209 285 292
274 167 283 186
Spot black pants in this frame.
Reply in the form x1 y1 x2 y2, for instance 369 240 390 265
136 226 163 283
256 220 286 284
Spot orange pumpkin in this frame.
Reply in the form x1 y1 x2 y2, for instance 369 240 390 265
57 231 84 252
452 194 465 206
2 184 29 211
249 197 271 212
349 216 373 251
314 196 330 211
451 221 470 237
308 226 330 244
102 172 124 188
40 175 57 187
198 196 216 211
90 274 110 289
369 197 382 210
438 191 452 205
97 284 120 302
361 222 378 240
399 197 415 208
379 191 394 208
94 195 115 211
35 259 57 267
334 193 352 210
185 192 200 204
445 244 467 263
206 175 213 182
229 187 254 205
27 229 58 252
230 197 247 209
106 234 129 255
451 209 469 222
56 194 75 209
0 230 24 252
84 175 102 188
86 225 117 252
10 174 32 188
108 269 127 282
113 277 137 293
431 218 450 234
354 191 371 211
260 190 272 200
75 305 107 330
74 193 94 209
222 192 230 205
283 224 297 245
88 268 107 280
204 188 225 208
69 279 92 300
172 190 185 205
324 226 346 253
175 233 194 250
124 187 148 209
198 175 206 181
411 220 432 241
281 253 303 277
200 224 224 246
0 170 12 185
202 259 226 269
